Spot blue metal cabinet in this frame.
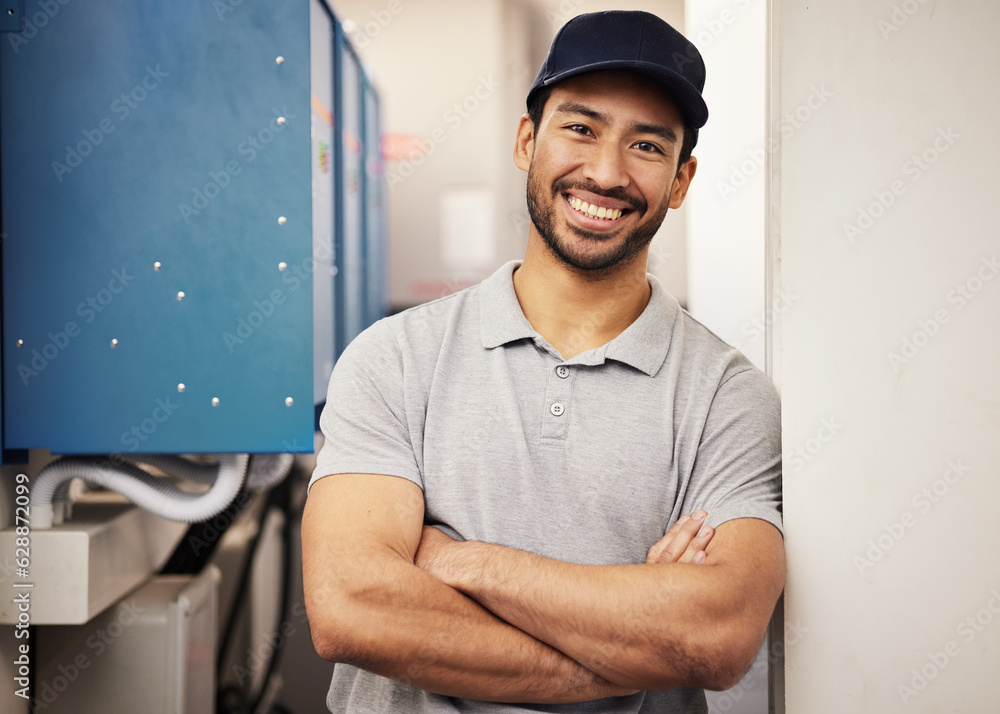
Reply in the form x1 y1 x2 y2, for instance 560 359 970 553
337 37 366 351
1 0 384 455
364 76 387 327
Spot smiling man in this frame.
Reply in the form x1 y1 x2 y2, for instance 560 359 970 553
302 10 784 714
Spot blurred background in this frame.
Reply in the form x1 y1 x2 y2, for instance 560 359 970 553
0 0 770 712
343 0 770 372
5 0 1000 713
320 2 771 712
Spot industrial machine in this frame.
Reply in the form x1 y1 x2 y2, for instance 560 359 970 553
0 0 386 711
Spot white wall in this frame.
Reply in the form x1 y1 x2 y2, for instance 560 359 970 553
680 6 773 705
685 0 768 370
773 1 1000 711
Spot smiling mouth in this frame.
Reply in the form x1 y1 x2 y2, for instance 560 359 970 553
565 195 628 222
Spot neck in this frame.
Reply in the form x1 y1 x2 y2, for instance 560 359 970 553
512 229 652 360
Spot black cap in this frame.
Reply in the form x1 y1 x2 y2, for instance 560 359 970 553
527 11 708 142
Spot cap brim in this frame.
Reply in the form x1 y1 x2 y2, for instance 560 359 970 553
528 60 709 130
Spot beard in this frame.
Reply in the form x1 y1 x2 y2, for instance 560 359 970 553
526 163 670 273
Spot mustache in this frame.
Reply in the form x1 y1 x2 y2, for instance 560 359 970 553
550 178 646 214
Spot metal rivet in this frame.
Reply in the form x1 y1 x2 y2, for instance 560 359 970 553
154 261 162 271
211 397 220 407
177 291 185 301
278 262 288 271
285 397 294 407
275 56 284 65
16 339 24 348
110 338 119 348
276 116 286 126
177 383 186 393
278 216 287 226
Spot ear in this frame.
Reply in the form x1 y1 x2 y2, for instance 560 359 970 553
513 113 535 172
668 155 698 209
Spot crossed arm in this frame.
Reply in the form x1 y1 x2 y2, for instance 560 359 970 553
301 472 785 703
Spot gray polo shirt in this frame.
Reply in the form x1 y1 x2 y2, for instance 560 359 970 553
311 259 782 713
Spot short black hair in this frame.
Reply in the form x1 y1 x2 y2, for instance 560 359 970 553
526 84 696 169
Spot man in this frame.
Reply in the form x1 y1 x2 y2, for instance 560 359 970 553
302 10 784 713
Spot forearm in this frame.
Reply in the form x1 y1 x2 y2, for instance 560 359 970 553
436 544 714 688
306 547 636 703
430 530 779 691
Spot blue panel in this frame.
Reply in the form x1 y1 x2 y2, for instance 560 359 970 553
310 0 336 405
0 251 22 463
363 79 387 325
332 23 346 361
2 0 315 453
0 251 3 462
0 2 22 33
340 43 365 347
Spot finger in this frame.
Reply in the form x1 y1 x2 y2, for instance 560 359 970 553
675 511 713 563
649 511 708 564
663 511 707 563
646 515 691 563
676 520 714 564
646 515 690 563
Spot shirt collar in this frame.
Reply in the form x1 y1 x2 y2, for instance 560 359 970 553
479 261 538 348
479 259 679 377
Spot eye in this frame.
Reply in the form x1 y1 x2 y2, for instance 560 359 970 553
634 141 663 154
565 124 592 136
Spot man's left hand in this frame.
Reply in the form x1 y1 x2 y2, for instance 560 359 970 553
645 510 715 565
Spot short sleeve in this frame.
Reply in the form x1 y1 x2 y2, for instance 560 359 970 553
682 367 783 535
309 320 423 492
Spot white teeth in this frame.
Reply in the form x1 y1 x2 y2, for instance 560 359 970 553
568 196 623 221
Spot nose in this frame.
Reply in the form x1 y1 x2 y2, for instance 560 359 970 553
582 139 630 191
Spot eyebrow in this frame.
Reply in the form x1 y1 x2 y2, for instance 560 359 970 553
553 101 679 145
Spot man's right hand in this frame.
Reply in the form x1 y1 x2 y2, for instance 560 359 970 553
645 511 715 565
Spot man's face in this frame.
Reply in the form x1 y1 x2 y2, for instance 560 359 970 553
517 71 695 273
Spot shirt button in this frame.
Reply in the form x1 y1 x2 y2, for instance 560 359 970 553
550 402 564 417
556 365 570 379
